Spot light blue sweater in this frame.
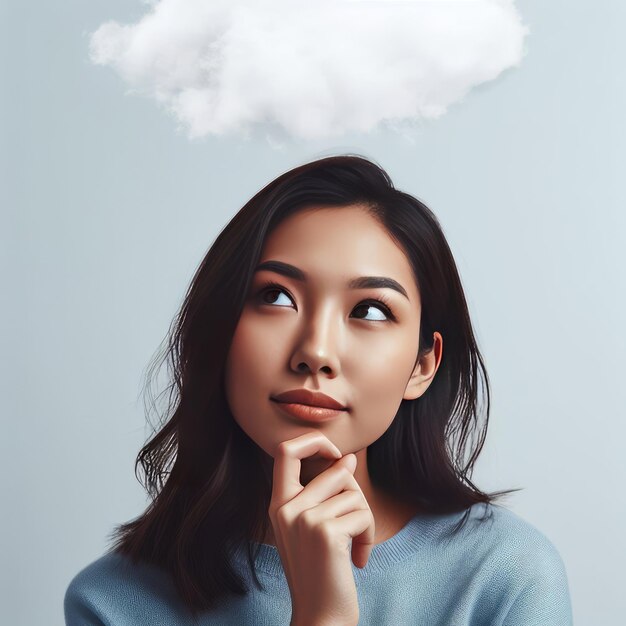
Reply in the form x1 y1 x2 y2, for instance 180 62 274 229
64 503 573 625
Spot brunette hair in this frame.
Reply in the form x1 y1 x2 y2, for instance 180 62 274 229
107 154 521 617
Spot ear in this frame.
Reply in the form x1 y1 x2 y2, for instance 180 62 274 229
403 332 443 401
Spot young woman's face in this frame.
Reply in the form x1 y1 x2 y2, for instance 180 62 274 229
224 204 424 460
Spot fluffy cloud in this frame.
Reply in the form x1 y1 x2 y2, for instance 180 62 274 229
89 0 529 141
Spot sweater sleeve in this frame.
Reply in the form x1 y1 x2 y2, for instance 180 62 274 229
501 538 573 626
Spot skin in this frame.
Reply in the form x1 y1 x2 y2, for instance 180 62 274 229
224 203 443 547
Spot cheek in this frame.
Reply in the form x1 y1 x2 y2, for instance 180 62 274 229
224 315 277 419
359 364 406 414
351 338 416 422
224 316 289 457
347 359 408 449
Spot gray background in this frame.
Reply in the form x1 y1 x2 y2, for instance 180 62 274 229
2 1 624 624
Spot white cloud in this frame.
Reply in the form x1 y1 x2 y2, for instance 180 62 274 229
89 0 529 142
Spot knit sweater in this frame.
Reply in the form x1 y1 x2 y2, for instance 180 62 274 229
64 502 573 625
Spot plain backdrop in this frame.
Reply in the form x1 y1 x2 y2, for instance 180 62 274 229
2 1 625 625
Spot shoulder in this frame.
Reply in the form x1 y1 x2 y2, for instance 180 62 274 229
454 503 573 624
420 502 572 596
470 503 568 575
64 551 188 626
444 503 569 579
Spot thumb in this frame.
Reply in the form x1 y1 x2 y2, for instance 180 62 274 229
351 538 373 569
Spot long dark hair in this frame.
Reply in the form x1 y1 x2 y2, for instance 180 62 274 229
107 154 521 617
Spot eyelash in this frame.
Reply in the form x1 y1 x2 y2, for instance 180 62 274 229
254 280 397 322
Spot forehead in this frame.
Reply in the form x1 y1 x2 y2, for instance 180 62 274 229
259 205 419 302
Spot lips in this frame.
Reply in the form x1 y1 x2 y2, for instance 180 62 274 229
272 401 346 423
271 388 348 410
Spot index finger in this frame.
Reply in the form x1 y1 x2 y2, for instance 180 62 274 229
271 432 342 508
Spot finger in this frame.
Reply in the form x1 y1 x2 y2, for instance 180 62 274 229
324 509 375 569
326 456 375 569
293 453 357 510
324 454 376 568
271 432 342 509
295 454 375 567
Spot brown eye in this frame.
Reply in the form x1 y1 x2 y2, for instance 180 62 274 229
256 281 294 307
352 301 394 322
261 288 292 306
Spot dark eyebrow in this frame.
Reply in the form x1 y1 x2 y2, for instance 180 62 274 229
254 260 409 300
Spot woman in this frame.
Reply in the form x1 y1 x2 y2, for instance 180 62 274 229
64 155 573 625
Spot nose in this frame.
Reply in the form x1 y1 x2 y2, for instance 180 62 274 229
289 306 342 377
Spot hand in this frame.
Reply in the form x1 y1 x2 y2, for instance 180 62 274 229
268 432 375 626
